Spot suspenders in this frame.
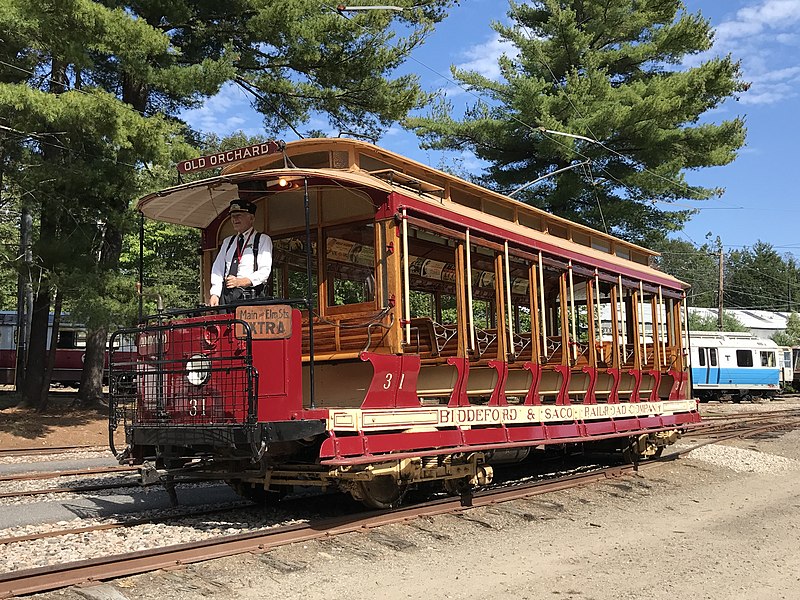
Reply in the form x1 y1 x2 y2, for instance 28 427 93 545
220 232 266 304
224 232 262 276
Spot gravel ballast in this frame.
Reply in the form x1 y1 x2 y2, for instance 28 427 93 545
8 399 800 599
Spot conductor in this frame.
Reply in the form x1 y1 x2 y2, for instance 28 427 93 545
209 198 273 306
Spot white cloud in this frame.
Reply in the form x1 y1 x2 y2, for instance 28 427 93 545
181 83 262 136
776 32 800 44
690 0 800 105
738 63 800 106
713 0 800 47
456 33 518 81
748 66 800 83
736 0 800 27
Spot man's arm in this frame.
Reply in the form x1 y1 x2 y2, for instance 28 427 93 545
208 238 229 303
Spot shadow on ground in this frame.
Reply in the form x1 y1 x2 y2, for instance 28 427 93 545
0 394 105 440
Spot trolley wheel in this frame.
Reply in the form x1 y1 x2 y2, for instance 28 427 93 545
355 476 406 509
621 436 663 464
443 477 474 507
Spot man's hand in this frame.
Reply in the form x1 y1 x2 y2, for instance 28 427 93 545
225 276 252 288
209 295 220 306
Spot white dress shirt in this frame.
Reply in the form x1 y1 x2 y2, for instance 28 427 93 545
209 227 273 298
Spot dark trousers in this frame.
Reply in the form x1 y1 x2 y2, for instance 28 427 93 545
221 283 266 305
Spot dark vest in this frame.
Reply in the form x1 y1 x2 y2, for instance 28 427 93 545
221 232 266 305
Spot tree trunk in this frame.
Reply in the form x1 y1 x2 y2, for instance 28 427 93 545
19 59 66 408
77 223 123 408
37 288 63 412
19 288 52 407
77 326 108 408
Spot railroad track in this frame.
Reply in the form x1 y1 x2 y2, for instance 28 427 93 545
685 411 800 441
0 446 106 458
0 463 140 501
0 464 636 598
0 502 254 547
0 466 135 483
1 411 798 598
0 478 141 500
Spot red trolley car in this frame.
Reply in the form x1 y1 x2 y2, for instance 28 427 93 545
109 138 698 508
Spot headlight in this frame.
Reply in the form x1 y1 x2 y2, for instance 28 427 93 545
186 354 211 386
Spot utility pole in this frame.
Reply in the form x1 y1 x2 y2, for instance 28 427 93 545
787 264 791 312
717 246 724 331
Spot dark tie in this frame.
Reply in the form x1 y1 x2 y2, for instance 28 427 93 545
229 234 244 277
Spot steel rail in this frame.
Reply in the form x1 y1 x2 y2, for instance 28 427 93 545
0 465 636 598
1 411 797 597
0 466 135 483
0 446 104 457
0 480 140 500
0 502 253 546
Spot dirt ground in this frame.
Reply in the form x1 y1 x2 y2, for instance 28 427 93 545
20 399 800 600
0 394 107 449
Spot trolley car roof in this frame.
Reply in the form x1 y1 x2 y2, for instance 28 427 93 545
138 138 686 290
136 167 393 228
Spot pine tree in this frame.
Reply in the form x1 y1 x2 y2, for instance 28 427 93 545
0 0 198 407
725 242 799 312
0 0 454 408
650 238 718 308
408 0 748 245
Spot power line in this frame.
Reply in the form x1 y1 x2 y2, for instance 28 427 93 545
1 124 141 170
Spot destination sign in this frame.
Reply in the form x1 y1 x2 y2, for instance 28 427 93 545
177 140 285 174
235 304 293 340
328 399 698 431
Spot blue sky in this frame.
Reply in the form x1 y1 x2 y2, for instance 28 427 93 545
183 0 800 257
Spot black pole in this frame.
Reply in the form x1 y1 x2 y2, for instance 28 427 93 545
138 212 144 322
303 178 315 408
14 206 31 391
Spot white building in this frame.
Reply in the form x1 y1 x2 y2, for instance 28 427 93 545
687 308 791 340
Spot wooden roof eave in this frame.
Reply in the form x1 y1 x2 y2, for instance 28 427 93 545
135 168 394 229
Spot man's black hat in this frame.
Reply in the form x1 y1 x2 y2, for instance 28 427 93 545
229 198 257 215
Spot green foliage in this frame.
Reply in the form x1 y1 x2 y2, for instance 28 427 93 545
408 0 747 244
115 220 201 318
688 311 748 332
0 0 456 403
136 0 455 141
0 194 22 310
725 241 800 312
0 0 210 329
651 237 718 307
0 0 457 324
773 313 800 347
653 238 800 315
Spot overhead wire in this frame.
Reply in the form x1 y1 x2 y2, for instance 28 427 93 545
1 122 142 170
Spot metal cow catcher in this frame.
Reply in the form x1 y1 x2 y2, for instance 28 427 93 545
109 138 699 508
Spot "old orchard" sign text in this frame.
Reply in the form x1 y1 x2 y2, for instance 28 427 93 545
177 140 285 174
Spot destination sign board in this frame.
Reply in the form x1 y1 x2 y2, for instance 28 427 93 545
177 140 285 174
235 304 293 340
328 399 698 432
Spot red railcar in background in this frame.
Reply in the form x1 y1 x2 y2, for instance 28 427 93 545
0 311 134 387
109 139 698 508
